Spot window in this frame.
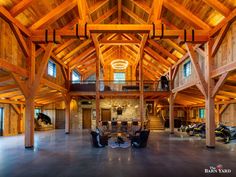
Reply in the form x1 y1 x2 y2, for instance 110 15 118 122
72 70 80 83
183 60 191 77
199 108 205 119
114 72 125 83
48 60 56 77
34 108 41 118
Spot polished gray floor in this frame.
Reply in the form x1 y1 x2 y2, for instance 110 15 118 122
0 130 235 177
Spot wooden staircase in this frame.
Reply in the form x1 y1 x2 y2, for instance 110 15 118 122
149 115 165 130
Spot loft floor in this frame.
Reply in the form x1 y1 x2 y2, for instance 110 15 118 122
0 130 235 177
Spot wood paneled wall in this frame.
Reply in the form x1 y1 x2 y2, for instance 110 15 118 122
213 21 236 69
174 52 205 88
0 18 26 68
0 103 24 136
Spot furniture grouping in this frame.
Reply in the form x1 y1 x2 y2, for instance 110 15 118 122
91 120 150 148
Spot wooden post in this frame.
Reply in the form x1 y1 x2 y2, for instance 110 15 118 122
65 95 71 134
25 41 35 148
169 68 174 133
95 51 100 126
215 104 220 125
139 55 144 125
25 96 35 148
205 40 215 148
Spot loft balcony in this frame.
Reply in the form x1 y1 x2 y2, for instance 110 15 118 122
69 80 170 98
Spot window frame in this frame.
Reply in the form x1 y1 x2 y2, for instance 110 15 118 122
183 60 191 78
47 60 57 78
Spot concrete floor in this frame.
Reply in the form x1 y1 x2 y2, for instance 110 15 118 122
0 130 235 177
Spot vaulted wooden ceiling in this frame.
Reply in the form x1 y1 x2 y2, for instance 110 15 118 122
0 0 236 105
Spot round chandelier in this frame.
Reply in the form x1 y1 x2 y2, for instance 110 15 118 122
111 59 129 70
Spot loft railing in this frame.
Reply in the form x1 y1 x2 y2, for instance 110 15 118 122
69 80 169 92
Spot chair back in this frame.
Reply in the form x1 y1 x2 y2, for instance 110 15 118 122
91 131 99 147
139 130 150 147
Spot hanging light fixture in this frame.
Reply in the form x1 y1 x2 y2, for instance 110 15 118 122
111 59 129 70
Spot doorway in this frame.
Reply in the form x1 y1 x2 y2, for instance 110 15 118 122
82 108 91 129
55 109 65 129
101 108 111 122
0 108 3 136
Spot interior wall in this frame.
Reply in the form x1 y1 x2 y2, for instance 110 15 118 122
213 20 236 69
174 52 205 89
0 18 26 68
221 104 236 126
0 103 23 136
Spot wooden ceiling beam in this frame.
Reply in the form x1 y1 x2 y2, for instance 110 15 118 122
29 0 77 30
10 0 34 17
0 84 18 92
68 47 96 68
62 39 92 62
118 0 122 24
151 0 163 22
144 46 172 68
38 44 68 69
163 0 211 30
0 6 31 36
0 59 28 77
94 6 117 24
100 39 140 45
54 39 77 55
202 0 230 17
129 0 151 14
89 0 109 14
210 8 236 37
122 6 146 24
148 40 179 62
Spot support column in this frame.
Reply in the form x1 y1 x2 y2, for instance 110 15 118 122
95 52 100 126
169 68 174 133
205 40 215 148
25 96 35 148
65 95 71 134
139 56 144 125
169 93 174 133
215 104 220 125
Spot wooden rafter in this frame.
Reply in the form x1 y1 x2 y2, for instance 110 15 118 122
163 0 211 30
202 0 230 17
10 0 34 17
30 0 77 30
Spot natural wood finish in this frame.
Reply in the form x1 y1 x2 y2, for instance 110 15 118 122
211 23 230 57
10 0 34 17
203 0 230 17
186 43 207 97
30 0 77 30
211 72 229 97
205 40 215 147
9 24 29 57
0 6 31 36
163 0 211 30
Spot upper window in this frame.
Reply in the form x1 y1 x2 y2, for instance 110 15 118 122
72 70 81 83
114 72 125 83
199 108 205 119
183 60 191 78
48 60 56 77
